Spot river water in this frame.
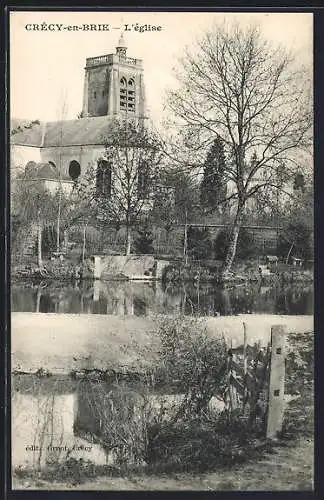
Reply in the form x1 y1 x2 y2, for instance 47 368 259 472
12 279 313 473
11 280 313 316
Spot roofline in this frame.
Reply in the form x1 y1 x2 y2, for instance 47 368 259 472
11 143 41 148
17 178 74 183
11 143 106 148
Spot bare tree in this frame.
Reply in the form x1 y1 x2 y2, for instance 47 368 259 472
167 21 312 274
75 119 163 255
11 172 56 267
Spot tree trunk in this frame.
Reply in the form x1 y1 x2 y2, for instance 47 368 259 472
63 228 69 253
221 210 242 276
126 226 131 256
286 241 294 264
37 222 43 268
36 286 41 312
82 225 86 263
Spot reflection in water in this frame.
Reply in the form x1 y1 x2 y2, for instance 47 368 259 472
11 280 313 316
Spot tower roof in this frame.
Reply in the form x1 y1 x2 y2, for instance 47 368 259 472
117 32 127 48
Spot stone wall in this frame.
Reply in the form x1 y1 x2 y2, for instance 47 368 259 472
94 254 155 280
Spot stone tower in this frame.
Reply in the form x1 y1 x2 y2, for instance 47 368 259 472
82 34 147 119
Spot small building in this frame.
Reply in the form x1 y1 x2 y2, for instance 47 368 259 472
291 257 304 267
265 255 278 267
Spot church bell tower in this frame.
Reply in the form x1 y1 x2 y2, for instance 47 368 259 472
82 34 147 120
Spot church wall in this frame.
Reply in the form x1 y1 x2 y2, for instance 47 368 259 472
40 145 106 181
11 145 42 177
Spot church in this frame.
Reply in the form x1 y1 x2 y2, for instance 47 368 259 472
11 34 149 194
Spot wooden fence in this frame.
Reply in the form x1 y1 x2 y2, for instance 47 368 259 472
226 324 286 439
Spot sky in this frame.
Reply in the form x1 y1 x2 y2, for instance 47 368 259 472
10 11 313 127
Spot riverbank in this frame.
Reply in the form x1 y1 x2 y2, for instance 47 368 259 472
11 258 314 285
12 436 313 491
12 313 313 374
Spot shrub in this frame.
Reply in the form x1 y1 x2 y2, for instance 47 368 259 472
146 411 265 473
280 331 314 440
153 315 228 417
133 225 154 254
277 222 313 261
214 227 256 261
184 226 213 261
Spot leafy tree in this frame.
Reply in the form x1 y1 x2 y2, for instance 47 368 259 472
200 136 227 211
167 21 312 274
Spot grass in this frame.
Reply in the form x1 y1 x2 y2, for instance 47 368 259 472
12 329 314 491
12 437 313 491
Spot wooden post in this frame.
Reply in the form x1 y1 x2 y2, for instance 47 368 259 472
243 322 247 377
266 325 286 439
228 344 238 411
243 322 248 407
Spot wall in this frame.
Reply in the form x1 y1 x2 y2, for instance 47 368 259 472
11 145 42 177
87 66 109 117
94 254 156 280
40 144 105 180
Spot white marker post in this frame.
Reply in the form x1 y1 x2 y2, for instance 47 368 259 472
266 325 286 439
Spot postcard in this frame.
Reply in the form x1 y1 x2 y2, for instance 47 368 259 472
9 10 314 491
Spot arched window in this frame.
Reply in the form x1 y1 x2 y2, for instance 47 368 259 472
120 77 135 112
69 160 81 180
24 161 37 177
96 160 112 197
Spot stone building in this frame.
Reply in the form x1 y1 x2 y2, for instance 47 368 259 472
11 33 148 194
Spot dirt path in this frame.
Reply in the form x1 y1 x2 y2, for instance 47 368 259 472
12 437 314 491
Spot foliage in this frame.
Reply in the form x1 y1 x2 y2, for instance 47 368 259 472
11 175 56 226
185 226 213 260
214 228 255 261
200 136 227 211
277 221 313 261
147 411 266 474
277 185 313 262
133 225 154 254
154 315 228 416
281 331 314 439
152 168 202 226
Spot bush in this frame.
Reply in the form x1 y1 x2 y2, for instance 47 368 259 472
154 315 228 416
133 225 154 254
184 226 213 261
147 411 265 473
280 332 314 440
214 228 256 261
277 222 313 261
